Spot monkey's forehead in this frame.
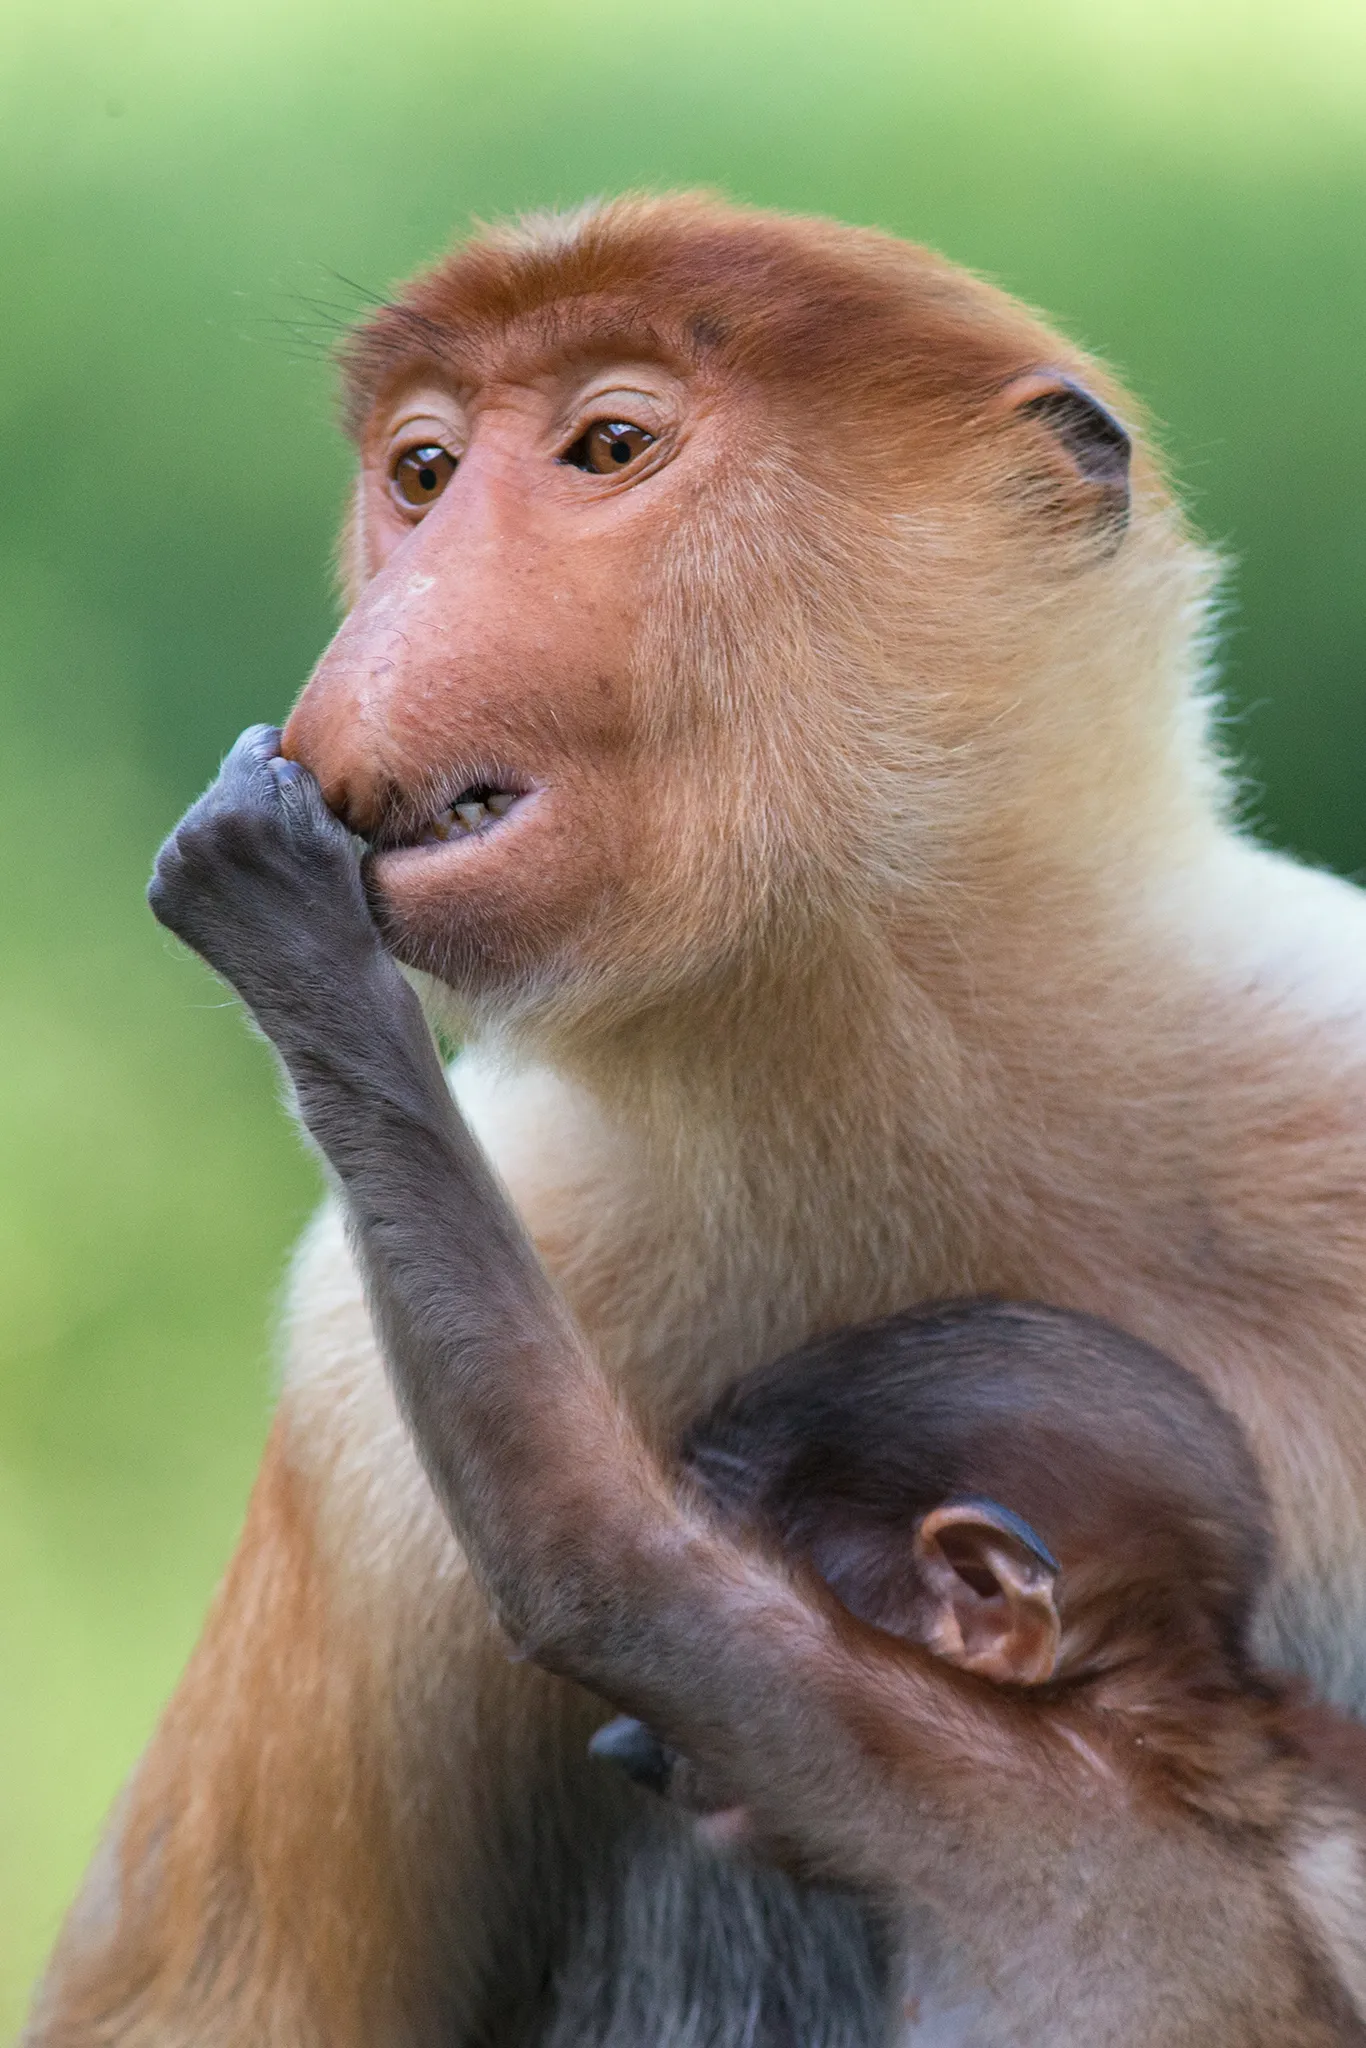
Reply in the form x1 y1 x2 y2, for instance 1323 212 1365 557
339 192 1125 439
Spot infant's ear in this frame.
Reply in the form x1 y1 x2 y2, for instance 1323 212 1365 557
914 1499 1060 1685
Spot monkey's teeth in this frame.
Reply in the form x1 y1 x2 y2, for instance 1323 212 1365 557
419 790 521 842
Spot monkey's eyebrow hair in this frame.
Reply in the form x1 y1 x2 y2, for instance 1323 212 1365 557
339 304 466 431
340 297 690 435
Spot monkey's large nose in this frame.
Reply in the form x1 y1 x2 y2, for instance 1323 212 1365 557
281 617 410 840
280 675 365 834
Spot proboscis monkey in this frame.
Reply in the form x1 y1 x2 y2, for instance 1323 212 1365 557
30 196 1366 2047
139 728 1366 2044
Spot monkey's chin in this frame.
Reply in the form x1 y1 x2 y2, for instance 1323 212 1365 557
364 834 529 976
363 855 549 1008
362 792 617 1012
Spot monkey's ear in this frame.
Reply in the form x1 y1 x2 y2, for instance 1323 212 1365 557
999 369 1132 536
914 1499 1061 1686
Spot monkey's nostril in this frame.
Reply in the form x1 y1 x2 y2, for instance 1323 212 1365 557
319 777 362 833
323 772 412 847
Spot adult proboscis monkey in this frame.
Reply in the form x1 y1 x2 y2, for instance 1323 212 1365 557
30 196 1366 2046
138 725 1366 2045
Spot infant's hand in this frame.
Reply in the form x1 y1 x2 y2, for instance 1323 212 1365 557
148 724 381 1017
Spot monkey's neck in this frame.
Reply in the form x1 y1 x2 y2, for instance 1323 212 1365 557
468 824 1350 1420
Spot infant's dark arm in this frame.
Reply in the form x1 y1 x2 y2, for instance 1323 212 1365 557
147 731 966 1884
148 727 610 1639
149 733 731 1650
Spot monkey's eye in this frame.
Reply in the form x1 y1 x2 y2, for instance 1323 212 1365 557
562 421 655 475
390 444 457 512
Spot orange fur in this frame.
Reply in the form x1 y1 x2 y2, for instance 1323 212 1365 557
32 1424 425 2043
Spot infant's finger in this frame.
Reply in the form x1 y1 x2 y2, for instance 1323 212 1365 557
269 752 328 824
269 755 354 846
219 724 285 796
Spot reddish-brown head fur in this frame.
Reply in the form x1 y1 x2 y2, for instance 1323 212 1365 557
281 195 1204 1045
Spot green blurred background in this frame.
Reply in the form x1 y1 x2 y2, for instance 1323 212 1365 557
1 0 1363 2025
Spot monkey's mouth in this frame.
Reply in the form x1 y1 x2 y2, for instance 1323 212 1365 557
419 781 528 843
370 779 535 852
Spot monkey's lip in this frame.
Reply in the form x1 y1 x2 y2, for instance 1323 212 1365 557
368 780 537 853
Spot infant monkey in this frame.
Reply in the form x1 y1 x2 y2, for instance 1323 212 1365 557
149 732 1366 2046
